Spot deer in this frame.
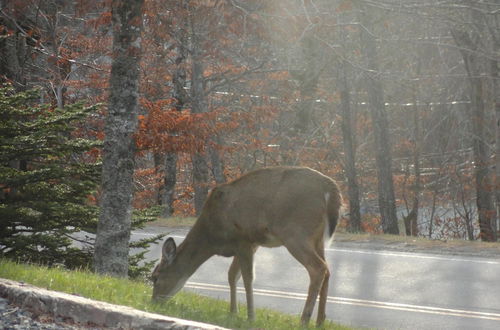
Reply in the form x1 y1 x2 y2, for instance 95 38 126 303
151 166 342 326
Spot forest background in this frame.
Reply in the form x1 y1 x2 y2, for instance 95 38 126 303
1 0 499 273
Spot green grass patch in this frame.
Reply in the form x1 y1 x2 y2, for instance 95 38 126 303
0 259 351 329
146 216 197 227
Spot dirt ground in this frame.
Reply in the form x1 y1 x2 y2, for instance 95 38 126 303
332 232 500 259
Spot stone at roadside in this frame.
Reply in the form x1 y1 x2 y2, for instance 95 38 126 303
0 278 226 330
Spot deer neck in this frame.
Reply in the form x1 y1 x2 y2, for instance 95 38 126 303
174 223 214 278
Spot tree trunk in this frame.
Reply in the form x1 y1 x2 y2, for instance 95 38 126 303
405 79 421 237
190 58 209 214
158 8 189 217
491 18 500 237
357 5 399 235
154 152 165 206
162 152 177 217
495 57 500 237
94 0 144 276
339 63 361 232
189 16 210 215
468 68 497 242
0 18 28 89
192 152 209 215
452 26 497 242
209 141 226 184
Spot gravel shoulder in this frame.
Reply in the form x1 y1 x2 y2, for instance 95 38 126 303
0 296 94 330
332 232 500 259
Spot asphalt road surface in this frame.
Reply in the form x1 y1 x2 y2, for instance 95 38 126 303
134 227 500 330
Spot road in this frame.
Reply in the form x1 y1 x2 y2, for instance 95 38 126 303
133 227 500 330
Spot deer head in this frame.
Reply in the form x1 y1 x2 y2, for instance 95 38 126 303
151 238 184 300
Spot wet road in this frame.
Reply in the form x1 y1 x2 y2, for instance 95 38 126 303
136 227 500 330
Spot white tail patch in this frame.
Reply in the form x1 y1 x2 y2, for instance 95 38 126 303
323 215 335 248
323 192 334 247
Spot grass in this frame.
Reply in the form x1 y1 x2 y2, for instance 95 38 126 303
146 216 197 227
0 259 352 330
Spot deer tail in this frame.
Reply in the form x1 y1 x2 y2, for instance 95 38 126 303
325 181 342 239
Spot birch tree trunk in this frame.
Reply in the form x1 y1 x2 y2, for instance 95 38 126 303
94 0 144 276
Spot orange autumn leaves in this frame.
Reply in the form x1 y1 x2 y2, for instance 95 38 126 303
135 98 240 154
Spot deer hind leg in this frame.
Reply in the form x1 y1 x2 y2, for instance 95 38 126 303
315 240 330 326
237 244 257 321
228 256 241 314
284 239 329 326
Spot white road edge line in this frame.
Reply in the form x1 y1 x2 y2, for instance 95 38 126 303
186 281 500 322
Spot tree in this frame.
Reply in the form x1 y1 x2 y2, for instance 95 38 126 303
4 0 498 242
189 12 210 215
0 86 100 268
136 0 272 215
94 0 145 277
159 1 188 217
355 1 399 234
0 85 163 277
0 1 105 101
402 80 421 237
339 62 362 232
451 3 497 241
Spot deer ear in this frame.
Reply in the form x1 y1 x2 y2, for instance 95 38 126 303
162 237 177 264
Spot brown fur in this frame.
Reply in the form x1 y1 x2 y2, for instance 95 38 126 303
152 166 342 326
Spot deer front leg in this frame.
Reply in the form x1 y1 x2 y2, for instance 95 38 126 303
228 256 241 314
237 245 256 321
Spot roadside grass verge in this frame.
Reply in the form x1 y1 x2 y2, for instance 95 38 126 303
146 216 197 227
0 259 351 330
333 231 500 251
